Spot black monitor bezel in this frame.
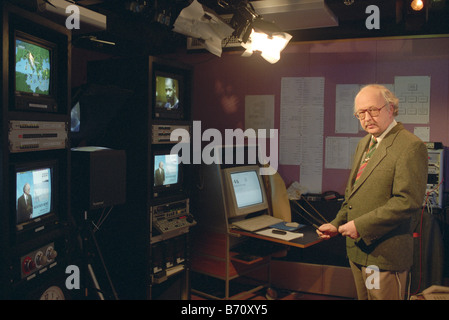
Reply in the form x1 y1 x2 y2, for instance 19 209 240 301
151 62 190 121
150 147 185 198
10 29 58 113
11 159 59 241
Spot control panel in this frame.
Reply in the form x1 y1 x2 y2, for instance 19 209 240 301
9 120 68 152
152 124 190 144
151 198 196 235
150 236 187 284
20 242 58 280
425 149 444 208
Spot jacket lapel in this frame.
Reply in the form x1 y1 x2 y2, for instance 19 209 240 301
350 123 403 196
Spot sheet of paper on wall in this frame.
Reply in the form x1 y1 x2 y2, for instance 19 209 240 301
394 76 430 124
279 77 303 165
335 84 361 134
245 95 275 138
280 77 325 171
325 136 361 169
325 137 350 169
414 126 430 142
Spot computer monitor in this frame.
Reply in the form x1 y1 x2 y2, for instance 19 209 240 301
221 165 269 218
69 83 133 147
13 160 58 234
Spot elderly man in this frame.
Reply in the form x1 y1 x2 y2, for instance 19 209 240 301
317 84 428 300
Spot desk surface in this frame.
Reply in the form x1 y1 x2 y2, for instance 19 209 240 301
229 225 322 248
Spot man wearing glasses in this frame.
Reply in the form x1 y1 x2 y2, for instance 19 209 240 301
317 84 428 300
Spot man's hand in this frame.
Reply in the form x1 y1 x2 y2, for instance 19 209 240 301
316 223 338 239
338 220 359 239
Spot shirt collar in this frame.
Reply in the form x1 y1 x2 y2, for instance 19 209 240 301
373 119 397 145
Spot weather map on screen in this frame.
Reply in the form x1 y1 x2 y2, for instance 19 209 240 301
15 39 51 95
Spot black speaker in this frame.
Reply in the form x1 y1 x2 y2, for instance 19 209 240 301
71 147 126 210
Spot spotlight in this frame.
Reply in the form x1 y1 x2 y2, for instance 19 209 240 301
241 18 292 64
410 0 424 11
230 3 291 64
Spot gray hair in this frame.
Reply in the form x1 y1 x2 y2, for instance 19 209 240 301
355 84 399 116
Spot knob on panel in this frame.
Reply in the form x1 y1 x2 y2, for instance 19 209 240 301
46 246 57 261
35 251 47 267
22 256 35 274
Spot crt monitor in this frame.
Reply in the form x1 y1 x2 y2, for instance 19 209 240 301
221 165 269 218
152 61 190 120
152 149 183 197
13 160 58 233
12 30 58 112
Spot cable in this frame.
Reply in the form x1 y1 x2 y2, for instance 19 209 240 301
291 202 321 229
291 199 327 226
300 195 330 224
411 178 444 296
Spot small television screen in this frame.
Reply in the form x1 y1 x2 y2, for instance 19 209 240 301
152 60 191 120
15 38 51 96
14 160 57 230
155 75 180 111
153 153 180 188
152 148 184 198
70 101 81 133
11 30 59 113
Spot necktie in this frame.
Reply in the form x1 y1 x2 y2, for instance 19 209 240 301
354 136 377 184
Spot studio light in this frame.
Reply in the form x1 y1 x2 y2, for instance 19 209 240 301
240 18 292 64
230 2 292 64
410 0 425 11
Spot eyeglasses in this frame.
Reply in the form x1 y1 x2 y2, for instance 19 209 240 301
354 104 387 120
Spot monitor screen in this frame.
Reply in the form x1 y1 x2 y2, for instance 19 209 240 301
70 101 81 133
222 165 268 218
230 170 264 208
14 161 56 229
153 153 180 188
11 28 60 113
15 37 51 96
152 61 190 120
155 75 180 111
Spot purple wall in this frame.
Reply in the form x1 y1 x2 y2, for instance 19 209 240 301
72 37 449 195
175 37 449 194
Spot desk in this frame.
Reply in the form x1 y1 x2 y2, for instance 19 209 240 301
191 225 323 299
229 225 322 249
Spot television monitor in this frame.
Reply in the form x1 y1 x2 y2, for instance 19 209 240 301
70 101 81 133
12 30 58 112
152 148 184 198
152 61 191 120
12 160 58 235
69 84 134 148
221 165 269 218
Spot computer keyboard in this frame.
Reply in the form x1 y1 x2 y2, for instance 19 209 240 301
231 215 283 232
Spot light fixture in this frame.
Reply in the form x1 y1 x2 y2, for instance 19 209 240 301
240 18 292 64
410 0 424 11
230 2 292 64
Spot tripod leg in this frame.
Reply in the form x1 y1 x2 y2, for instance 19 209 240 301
90 227 119 300
88 264 105 300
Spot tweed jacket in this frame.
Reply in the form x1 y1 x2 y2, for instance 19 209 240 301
330 122 428 271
